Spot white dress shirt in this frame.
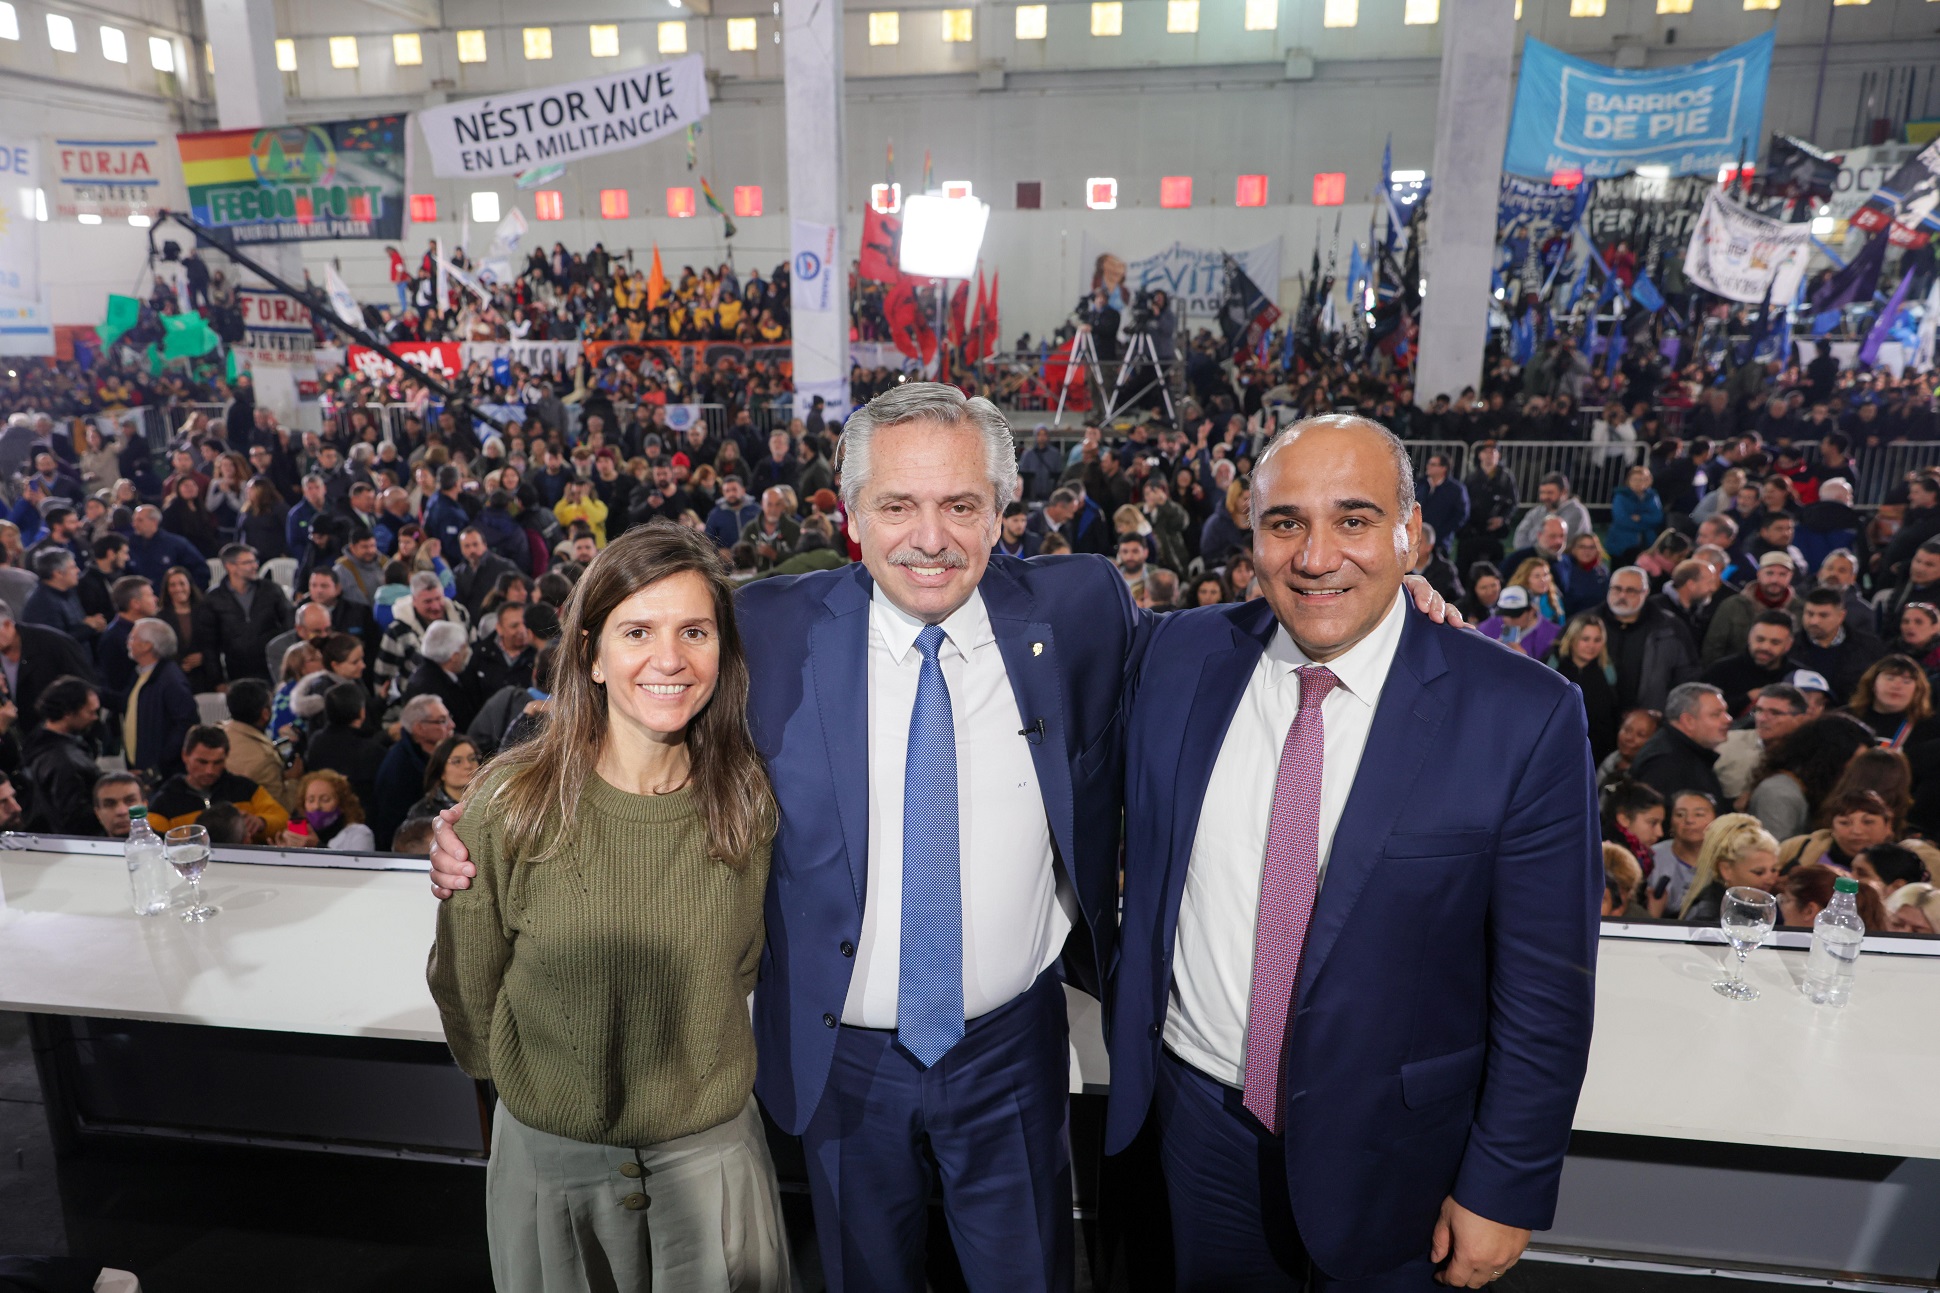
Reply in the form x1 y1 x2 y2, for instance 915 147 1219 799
1164 588 1408 1088
843 587 1072 1027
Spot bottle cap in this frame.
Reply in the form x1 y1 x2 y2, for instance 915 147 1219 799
129 806 146 818
1834 876 1859 894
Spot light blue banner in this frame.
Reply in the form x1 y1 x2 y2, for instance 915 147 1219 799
1504 30 1773 181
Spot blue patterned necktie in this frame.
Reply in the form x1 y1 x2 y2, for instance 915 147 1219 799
896 623 964 1067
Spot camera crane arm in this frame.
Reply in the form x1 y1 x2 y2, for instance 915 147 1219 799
147 208 509 432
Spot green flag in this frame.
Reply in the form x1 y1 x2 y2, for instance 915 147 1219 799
145 343 163 375
100 295 141 348
161 312 217 359
225 347 241 382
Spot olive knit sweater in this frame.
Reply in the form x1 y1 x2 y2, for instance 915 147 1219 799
427 769 769 1147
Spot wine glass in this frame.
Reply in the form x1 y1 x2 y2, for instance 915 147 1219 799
1713 885 1776 1001
165 824 219 923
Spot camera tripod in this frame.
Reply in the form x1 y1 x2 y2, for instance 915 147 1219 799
1053 325 1106 424
1107 328 1176 424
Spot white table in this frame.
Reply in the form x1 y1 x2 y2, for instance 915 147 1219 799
5 848 1939 1159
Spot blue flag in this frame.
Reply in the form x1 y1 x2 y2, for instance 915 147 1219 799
1631 273 1664 313
1860 268 1915 369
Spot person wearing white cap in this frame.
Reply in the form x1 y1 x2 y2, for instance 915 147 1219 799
1701 551 1798 668
1786 668 1834 719
1478 585 1558 661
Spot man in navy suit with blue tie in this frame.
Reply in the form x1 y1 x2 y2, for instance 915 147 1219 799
1108 415 1600 1290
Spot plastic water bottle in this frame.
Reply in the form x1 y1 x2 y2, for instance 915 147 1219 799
1801 876 1865 1007
125 807 171 916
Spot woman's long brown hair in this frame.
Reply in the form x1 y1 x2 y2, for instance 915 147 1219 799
470 521 774 868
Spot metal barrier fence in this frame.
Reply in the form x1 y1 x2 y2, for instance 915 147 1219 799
1852 442 1940 507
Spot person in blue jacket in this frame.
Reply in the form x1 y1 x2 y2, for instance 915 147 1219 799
1605 463 1665 565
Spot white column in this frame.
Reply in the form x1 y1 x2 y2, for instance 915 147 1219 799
200 0 300 419
783 0 851 419
1414 0 1517 404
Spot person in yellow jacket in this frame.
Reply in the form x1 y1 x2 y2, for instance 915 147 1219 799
553 478 610 547
146 725 290 842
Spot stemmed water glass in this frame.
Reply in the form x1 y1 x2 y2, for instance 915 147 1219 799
165 824 219 923
1713 885 1776 1001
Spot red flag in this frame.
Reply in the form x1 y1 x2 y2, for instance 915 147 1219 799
968 268 988 362
860 209 902 283
884 278 936 363
949 281 969 346
985 270 1000 360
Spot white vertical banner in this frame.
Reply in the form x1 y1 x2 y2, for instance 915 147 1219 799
790 219 838 314
0 138 41 306
783 0 850 419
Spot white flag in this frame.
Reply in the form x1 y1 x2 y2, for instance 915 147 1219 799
490 207 529 258
323 264 362 328
1917 280 1940 374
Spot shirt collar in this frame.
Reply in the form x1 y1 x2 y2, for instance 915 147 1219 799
1262 586 1408 708
871 583 994 665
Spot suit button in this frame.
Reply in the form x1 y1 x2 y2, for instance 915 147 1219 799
1150 1024 1161 1038
621 1192 648 1211
823 1013 837 1028
619 1161 643 1179
839 941 855 957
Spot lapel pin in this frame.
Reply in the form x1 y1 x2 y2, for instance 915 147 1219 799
1032 641 1043 656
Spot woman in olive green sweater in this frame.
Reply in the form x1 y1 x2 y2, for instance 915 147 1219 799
428 522 789 1292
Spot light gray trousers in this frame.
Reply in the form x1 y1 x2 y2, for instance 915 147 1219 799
487 1097 792 1293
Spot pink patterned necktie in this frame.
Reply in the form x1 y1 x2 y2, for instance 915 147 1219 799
1241 664 1338 1135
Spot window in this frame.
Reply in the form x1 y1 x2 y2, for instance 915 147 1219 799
1833 0 1868 6
1090 2 1122 35
941 9 973 41
1244 0 1277 30
1086 177 1117 210
329 35 359 68
455 29 487 62
1515 0 1523 15
590 23 620 57
868 12 899 44
1568 0 1606 14
393 33 423 65
727 18 758 49
1235 175 1268 207
1322 0 1357 27
0 4 16 41
523 27 552 59
203 41 212 73
47 13 76 52
531 191 564 220
470 192 500 223
1015 4 1047 38
734 186 763 218
1160 176 1193 209
666 187 696 218
658 21 687 53
1014 181 1040 209
1404 0 1440 22
872 183 904 213
275 37 296 70
1313 172 1346 205
1656 0 1692 10
1743 0 1778 8
1167 1 1199 33
99 25 126 63
409 194 437 223
600 189 630 219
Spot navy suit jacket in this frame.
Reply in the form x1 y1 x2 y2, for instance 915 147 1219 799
1106 598 1600 1281
738 554 1145 1136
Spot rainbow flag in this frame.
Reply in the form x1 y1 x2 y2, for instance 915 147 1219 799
176 116 405 244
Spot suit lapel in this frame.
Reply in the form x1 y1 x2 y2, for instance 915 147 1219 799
1163 601 1278 944
981 565 1078 870
1296 611 1450 1009
810 565 874 912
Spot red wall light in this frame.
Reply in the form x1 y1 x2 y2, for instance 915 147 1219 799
1160 176 1193 209
534 190 565 221
408 193 437 222
733 185 763 218
666 187 696 218
599 189 630 219
1235 174 1269 208
1312 172 1346 206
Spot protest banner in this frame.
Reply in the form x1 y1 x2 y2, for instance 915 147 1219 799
1851 140 1940 250
50 138 166 220
0 294 53 357
1504 31 1773 180
459 339 582 377
416 56 709 178
1497 175 1587 236
1077 236 1284 319
791 219 839 314
0 138 40 305
1828 144 1916 222
235 287 319 398
346 341 463 381
1682 188 1811 305
178 117 405 244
